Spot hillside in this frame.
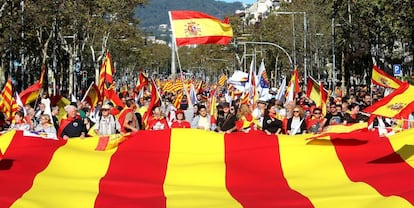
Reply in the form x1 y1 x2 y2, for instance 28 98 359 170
135 0 244 28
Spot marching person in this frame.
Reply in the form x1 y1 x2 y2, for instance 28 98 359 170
9 111 30 131
216 102 237 133
191 105 212 130
35 114 57 134
287 106 307 135
170 110 191 128
262 104 283 135
147 106 169 130
306 108 325 134
94 104 121 136
118 99 140 133
59 105 87 139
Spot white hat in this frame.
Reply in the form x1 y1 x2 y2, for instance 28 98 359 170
64 105 77 112
101 104 112 110
258 98 267 104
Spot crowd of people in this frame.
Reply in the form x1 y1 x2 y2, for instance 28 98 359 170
1 82 412 139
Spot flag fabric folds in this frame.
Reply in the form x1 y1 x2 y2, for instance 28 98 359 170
257 60 270 89
169 10 233 46
18 65 46 105
1 128 414 207
135 71 149 92
0 79 18 119
81 83 101 110
142 80 162 129
103 84 125 108
18 82 42 105
306 77 328 115
98 52 115 97
372 65 402 89
218 73 227 87
363 82 414 119
286 69 300 103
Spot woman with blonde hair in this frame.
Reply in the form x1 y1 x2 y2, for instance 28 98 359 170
287 106 307 135
236 104 255 132
35 114 57 134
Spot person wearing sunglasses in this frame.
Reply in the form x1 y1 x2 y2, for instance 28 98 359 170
306 108 325 134
323 103 345 127
262 104 283 135
287 106 307 135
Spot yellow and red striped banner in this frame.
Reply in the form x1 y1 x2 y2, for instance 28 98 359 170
1 128 414 207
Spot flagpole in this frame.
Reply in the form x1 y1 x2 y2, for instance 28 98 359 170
168 11 188 106
371 57 376 103
168 11 182 76
81 81 94 103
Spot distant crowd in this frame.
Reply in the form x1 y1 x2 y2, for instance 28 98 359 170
1 83 412 139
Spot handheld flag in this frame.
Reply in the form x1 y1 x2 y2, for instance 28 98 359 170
19 65 46 105
306 77 328 115
81 82 101 110
372 65 402 89
98 52 115 97
364 82 414 119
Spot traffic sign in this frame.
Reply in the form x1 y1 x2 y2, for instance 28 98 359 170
393 64 402 77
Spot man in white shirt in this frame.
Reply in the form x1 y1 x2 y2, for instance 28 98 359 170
190 105 212 130
94 104 121 135
252 99 267 129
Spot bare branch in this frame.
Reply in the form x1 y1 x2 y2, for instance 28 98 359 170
0 1 7 18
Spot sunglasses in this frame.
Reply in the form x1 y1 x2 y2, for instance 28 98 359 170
314 112 321 115
293 110 299 113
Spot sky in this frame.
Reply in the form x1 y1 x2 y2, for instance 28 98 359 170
221 0 256 5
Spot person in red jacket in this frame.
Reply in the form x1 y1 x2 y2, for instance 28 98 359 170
171 110 191 128
147 106 169 130
118 99 139 133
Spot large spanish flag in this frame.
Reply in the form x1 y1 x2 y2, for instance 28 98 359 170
2 128 414 207
169 10 233 46
372 65 402 89
364 82 414 119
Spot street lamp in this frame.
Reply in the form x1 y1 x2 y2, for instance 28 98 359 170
315 33 324 80
273 11 307 85
237 41 294 70
237 41 293 85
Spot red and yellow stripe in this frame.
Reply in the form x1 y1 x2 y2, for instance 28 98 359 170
1 129 414 207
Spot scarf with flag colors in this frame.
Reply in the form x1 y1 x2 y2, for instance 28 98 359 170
1 127 414 207
169 10 233 46
372 65 402 89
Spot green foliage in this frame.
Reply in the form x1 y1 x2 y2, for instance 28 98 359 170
253 0 413 85
135 0 243 28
